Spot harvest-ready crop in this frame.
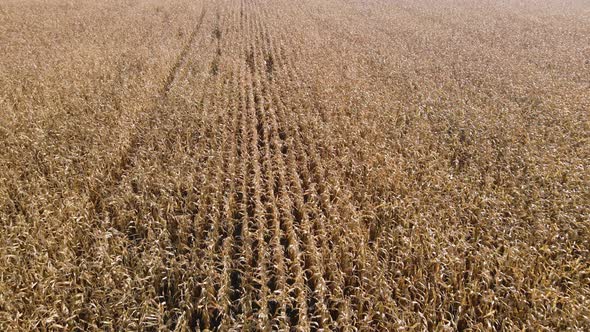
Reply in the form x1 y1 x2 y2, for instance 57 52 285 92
1 0 588 330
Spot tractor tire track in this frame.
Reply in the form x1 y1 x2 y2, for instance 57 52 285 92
89 1 209 232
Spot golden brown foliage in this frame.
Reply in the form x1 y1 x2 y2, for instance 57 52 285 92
1 0 589 330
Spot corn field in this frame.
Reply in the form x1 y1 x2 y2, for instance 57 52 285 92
0 0 589 330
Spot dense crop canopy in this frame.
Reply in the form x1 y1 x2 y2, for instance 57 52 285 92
0 0 589 330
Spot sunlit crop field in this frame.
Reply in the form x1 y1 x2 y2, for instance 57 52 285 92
1 0 589 330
